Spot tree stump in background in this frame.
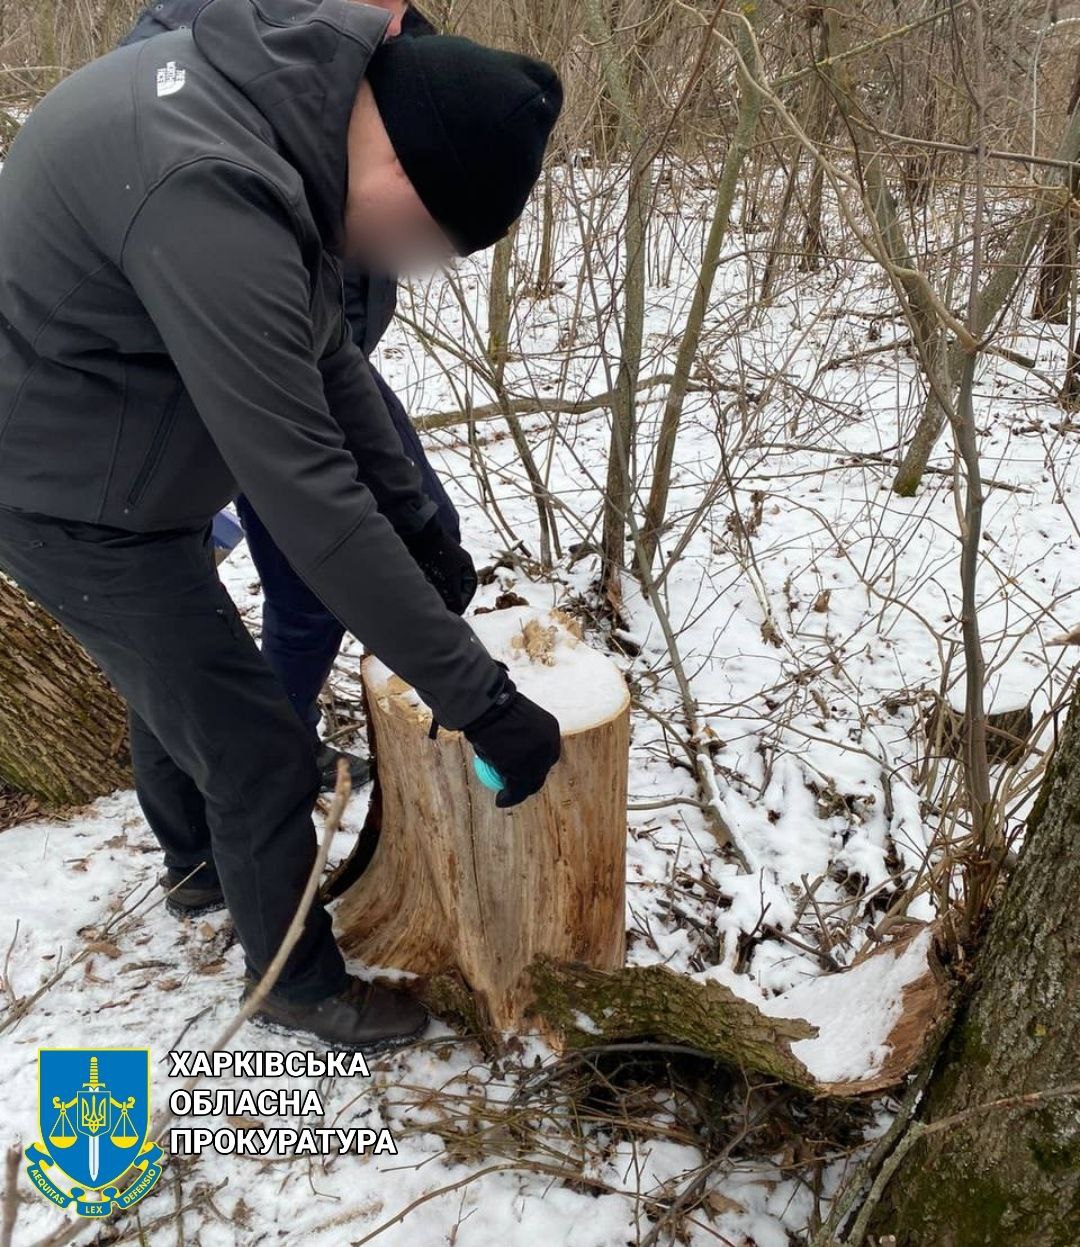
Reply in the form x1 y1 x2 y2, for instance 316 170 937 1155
334 606 630 1033
0 576 130 805
923 695 1034 766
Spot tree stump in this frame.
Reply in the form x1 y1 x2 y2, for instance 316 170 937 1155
334 606 630 1033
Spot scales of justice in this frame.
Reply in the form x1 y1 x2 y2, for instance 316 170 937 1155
46 1056 139 1184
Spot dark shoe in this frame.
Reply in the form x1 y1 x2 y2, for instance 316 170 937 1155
240 974 430 1055
160 865 227 917
315 742 371 793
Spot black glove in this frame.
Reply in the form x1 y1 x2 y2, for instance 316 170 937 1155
463 676 562 809
403 517 478 616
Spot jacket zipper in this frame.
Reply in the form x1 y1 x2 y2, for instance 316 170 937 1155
126 384 183 509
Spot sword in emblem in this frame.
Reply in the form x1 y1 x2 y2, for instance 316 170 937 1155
78 1057 110 1186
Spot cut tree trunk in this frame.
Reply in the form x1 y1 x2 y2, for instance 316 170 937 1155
0 576 130 805
868 691 1080 1246
334 607 631 1033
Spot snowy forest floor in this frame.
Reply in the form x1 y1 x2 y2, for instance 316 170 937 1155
2 176 1078 1246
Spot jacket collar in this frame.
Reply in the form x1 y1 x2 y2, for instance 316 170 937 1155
193 0 390 252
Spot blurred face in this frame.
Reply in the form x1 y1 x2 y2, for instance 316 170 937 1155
361 0 408 38
344 81 455 272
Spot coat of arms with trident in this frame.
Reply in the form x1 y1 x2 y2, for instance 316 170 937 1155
26 1048 164 1217
49 1055 138 1184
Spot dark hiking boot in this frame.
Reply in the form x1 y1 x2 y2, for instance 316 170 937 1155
160 864 227 917
315 742 371 793
240 974 430 1055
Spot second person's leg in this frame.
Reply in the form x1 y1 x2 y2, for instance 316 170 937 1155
234 495 345 741
128 707 226 914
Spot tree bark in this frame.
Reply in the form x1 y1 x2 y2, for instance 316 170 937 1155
529 922 946 1097
1031 203 1074 325
1031 50 1080 325
581 0 652 593
333 607 630 1033
530 958 819 1090
485 225 558 569
799 15 833 271
869 694 1080 1246
640 3 763 568
0 576 130 805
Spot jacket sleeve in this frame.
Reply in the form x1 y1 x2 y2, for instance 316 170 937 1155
119 160 504 729
317 327 435 538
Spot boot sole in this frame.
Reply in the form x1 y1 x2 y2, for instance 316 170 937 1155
164 895 228 919
244 1008 430 1057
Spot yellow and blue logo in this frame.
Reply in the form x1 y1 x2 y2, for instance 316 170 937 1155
25 1049 164 1217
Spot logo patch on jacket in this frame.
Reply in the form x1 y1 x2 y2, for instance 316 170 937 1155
156 61 186 98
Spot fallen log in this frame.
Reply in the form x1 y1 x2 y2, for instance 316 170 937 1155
529 924 949 1097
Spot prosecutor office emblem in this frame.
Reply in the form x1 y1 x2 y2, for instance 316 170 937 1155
25 1049 164 1217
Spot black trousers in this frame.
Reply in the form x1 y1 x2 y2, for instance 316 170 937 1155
0 505 348 1003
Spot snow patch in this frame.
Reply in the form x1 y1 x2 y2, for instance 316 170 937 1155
368 606 629 734
766 929 935 1083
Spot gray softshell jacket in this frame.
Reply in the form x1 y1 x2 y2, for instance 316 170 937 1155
0 0 504 729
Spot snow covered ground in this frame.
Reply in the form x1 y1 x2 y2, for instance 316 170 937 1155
2 174 1077 1245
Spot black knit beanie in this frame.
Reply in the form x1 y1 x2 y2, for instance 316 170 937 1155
401 4 436 38
365 35 563 256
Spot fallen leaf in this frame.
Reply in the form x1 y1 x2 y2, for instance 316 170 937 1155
83 940 121 959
